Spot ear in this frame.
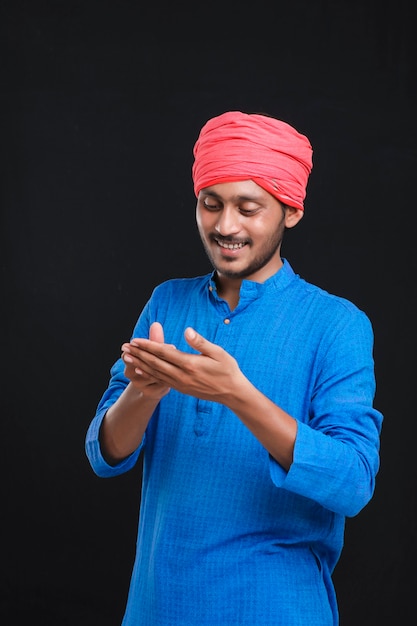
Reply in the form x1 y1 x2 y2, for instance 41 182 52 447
284 206 304 229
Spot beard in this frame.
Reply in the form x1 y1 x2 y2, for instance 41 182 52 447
201 222 286 280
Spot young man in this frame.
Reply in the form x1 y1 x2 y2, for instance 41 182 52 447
85 111 383 625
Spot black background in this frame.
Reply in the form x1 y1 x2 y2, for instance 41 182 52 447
1 1 416 624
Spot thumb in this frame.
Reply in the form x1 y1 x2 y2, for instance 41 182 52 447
149 321 165 343
184 327 219 357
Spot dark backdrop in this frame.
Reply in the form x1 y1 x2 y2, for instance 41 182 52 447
1 1 416 624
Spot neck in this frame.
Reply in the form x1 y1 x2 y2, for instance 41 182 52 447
214 274 242 311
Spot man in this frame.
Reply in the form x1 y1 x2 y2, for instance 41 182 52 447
85 111 383 625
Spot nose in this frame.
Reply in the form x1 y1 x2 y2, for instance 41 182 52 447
214 207 241 236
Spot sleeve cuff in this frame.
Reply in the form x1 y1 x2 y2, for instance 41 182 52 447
85 407 143 478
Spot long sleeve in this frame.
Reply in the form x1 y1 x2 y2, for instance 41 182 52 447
269 308 382 517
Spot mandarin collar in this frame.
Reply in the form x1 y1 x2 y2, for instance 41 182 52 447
208 258 296 309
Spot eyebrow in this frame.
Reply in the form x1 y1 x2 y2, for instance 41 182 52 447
201 189 262 203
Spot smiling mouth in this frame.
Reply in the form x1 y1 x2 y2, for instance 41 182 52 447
214 237 248 250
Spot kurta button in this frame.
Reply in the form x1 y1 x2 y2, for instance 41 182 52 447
209 286 213 291
224 318 230 324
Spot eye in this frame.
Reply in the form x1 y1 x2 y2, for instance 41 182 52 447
239 206 260 216
202 198 221 211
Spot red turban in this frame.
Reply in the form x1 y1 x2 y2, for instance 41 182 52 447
192 111 313 211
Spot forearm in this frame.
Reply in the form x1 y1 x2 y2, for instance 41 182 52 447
125 329 297 469
100 383 160 464
225 376 297 471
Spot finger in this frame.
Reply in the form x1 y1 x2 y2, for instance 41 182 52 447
184 327 223 360
122 350 156 376
122 354 163 387
149 321 164 343
122 349 134 363
129 338 178 360
123 336 175 364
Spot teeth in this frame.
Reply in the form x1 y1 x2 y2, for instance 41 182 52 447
217 240 246 250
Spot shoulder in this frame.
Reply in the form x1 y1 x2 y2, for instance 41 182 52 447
281 259 372 329
293 274 374 337
150 274 211 300
283 261 364 310
301 277 363 312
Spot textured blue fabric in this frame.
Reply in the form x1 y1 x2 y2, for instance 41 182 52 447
85 259 383 625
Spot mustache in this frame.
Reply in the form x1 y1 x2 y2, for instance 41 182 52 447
210 234 250 245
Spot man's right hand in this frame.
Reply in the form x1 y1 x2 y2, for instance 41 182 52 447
121 321 172 401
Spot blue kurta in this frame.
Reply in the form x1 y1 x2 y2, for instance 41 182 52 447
85 259 383 625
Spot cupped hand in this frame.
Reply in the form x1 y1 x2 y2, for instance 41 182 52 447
126 326 245 404
121 322 172 400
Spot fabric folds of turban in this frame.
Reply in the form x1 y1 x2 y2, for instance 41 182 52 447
192 111 313 211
